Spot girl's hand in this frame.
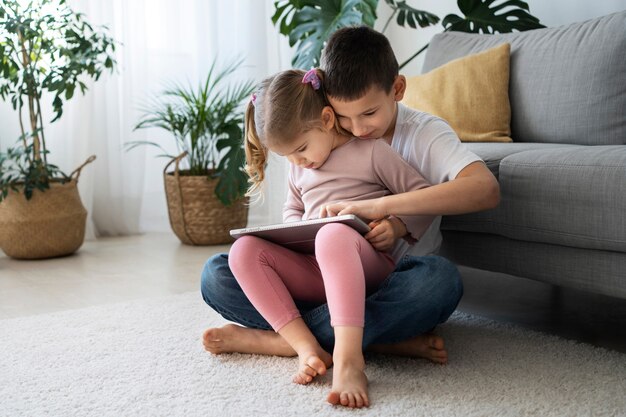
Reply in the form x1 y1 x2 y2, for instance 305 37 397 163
365 217 406 252
320 198 386 220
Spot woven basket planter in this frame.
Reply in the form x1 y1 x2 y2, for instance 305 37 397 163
0 156 95 259
163 155 248 245
0 181 86 259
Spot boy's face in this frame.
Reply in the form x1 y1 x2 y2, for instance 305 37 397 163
327 76 406 142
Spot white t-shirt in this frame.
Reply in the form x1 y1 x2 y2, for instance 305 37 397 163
390 103 482 256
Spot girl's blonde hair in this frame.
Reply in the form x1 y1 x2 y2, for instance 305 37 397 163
244 69 329 197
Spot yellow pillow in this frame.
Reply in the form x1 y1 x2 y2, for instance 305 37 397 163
402 43 512 142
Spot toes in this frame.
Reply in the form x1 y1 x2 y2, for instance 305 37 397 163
202 329 212 344
202 329 222 353
429 335 445 350
293 374 313 385
294 367 314 385
306 356 327 375
351 393 369 408
202 329 221 343
327 391 340 405
293 372 313 385
431 345 448 364
294 354 329 385
329 391 369 408
302 365 318 378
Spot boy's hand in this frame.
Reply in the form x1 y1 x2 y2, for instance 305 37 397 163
365 217 406 252
320 198 386 220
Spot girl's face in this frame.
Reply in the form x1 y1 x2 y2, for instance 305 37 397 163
273 128 336 170
270 106 339 170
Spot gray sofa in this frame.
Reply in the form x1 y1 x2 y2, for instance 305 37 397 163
422 12 626 299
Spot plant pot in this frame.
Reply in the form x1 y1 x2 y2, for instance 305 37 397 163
0 181 87 259
163 155 248 245
0 156 95 260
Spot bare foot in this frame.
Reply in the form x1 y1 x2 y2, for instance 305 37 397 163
293 349 333 385
368 333 448 364
327 357 369 408
202 324 296 357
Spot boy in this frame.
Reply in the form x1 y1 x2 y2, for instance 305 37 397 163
201 26 499 380
320 26 499 246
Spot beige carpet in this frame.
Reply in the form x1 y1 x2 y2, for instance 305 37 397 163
1 291 625 417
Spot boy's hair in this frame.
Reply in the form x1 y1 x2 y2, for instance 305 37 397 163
321 26 399 100
244 69 328 196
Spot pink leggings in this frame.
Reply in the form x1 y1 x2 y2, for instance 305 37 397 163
228 223 395 331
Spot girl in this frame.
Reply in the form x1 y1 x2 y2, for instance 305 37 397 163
228 68 433 408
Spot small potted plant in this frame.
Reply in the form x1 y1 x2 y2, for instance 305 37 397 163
0 0 117 259
129 58 255 245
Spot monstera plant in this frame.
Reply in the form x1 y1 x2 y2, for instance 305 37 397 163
272 0 544 69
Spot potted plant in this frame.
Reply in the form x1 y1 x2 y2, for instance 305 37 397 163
129 58 255 245
0 0 116 259
272 0 544 69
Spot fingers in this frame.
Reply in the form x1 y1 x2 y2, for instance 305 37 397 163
320 204 340 218
321 205 331 217
365 221 395 251
366 232 393 251
370 238 393 252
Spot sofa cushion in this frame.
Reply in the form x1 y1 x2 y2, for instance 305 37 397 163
423 11 626 146
403 43 512 143
442 145 626 253
464 143 578 178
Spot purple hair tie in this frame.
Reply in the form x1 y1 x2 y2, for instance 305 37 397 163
302 69 321 90
251 93 257 106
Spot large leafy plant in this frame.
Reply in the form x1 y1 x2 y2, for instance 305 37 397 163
272 0 544 70
0 0 117 201
129 58 255 206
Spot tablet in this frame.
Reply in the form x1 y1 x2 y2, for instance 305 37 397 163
230 214 371 253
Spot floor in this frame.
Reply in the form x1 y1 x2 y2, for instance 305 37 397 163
1 233 625 353
0 233 227 319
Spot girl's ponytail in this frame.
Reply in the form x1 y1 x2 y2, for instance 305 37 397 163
244 99 267 198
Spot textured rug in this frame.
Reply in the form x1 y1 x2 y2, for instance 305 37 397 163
1 291 625 417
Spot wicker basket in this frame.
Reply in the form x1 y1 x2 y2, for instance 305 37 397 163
0 156 95 259
163 153 249 245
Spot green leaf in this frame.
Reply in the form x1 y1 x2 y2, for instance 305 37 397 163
214 142 247 206
50 95 63 122
65 83 75 100
273 0 376 69
391 1 439 29
442 0 545 33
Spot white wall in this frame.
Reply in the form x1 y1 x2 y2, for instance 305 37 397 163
379 0 626 76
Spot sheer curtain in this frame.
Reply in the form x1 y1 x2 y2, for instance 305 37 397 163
0 0 292 238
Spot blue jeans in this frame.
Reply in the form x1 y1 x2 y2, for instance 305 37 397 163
200 253 463 352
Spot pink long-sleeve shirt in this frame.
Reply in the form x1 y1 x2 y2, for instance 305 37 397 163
283 137 434 260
